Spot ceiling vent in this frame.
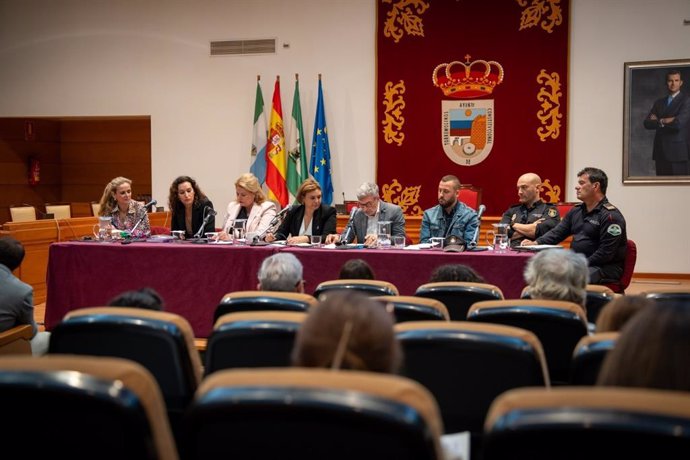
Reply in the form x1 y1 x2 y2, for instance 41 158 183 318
210 39 276 56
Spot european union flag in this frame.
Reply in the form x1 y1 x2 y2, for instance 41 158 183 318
310 78 334 204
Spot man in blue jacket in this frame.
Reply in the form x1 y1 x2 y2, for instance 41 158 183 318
420 175 478 244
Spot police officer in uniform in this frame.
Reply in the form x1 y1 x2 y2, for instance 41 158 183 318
523 167 627 284
500 172 560 247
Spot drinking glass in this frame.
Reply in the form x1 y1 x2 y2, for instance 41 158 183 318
392 235 405 249
377 221 392 249
310 235 322 247
429 237 445 250
232 219 247 245
493 234 509 253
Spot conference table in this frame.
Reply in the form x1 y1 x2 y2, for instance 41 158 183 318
45 241 533 338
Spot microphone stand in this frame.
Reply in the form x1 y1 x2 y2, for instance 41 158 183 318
253 206 291 244
467 204 486 249
336 208 358 246
127 199 157 239
193 207 217 239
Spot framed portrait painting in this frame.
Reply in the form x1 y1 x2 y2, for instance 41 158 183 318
623 59 690 184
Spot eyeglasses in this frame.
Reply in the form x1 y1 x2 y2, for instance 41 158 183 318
358 199 377 209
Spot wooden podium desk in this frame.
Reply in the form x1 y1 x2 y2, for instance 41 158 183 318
0 212 170 304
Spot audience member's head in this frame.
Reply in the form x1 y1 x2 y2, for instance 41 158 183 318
597 300 690 391
0 236 25 271
339 259 376 280
257 253 304 292
429 263 485 283
108 287 165 311
292 290 402 373
523 248 588 308
595 295 656 332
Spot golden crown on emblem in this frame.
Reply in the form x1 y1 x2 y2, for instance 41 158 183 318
432 55 504 99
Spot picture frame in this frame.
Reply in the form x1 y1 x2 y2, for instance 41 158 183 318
623 58 690 184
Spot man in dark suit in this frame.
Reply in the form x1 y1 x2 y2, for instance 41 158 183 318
326 182 406 247
643 69 690 175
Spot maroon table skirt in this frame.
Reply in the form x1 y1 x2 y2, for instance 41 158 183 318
46 242 532 337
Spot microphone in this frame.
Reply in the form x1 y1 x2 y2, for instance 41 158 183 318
337 207 358 245
143 199 157 212
467 204 486 249
254 204 293 243
194 206 217 239
129 199 158 236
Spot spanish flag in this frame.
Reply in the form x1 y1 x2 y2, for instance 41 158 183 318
265 76 288 207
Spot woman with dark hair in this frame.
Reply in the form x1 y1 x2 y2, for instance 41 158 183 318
292 290 402 373
265 178 336 244
168 175 215 239
429 263 485 283
339 259 376 280
597 301 690 391
108 287 165 311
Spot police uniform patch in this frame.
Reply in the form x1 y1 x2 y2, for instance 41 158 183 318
607 224 622 236
547 208 558 218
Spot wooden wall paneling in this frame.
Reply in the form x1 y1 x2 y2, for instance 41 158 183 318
60 117 151 142
0 118 61 224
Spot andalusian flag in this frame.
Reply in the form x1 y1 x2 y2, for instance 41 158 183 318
287 74 308 203
265 76 289 207
249 76 268 186
310 75 334 204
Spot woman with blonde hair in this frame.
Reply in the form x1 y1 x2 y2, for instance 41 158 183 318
98 176 150 237
219 172 276 240
265 178 336 244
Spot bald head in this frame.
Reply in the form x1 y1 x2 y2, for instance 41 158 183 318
516 173 542 206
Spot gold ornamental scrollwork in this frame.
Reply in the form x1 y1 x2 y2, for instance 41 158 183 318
381 179 422 215
382 0 430 43
536 69 562 142
382 80 406 146
541 178 562 203
516 0 563 34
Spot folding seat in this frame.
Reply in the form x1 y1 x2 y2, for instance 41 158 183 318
467 299 588 384
396 321 549 458
643 288 690 304
0 324 33 355
45 203 72 219
373 295 450 322
483 386 690 460
584 284 615 324
313 279 399 298
204 310 307 376
0 354 178 460
9 205 36 222
48 307 203 442
570 331 618 385
213 291 316 324
415 281 504 321
182 368 444 460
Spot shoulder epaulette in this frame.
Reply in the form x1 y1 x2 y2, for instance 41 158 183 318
603 203 617 211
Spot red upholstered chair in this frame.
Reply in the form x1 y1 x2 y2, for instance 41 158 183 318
602 239 637 294
555 201 577 218
458 185 482 211
150 226 170 235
